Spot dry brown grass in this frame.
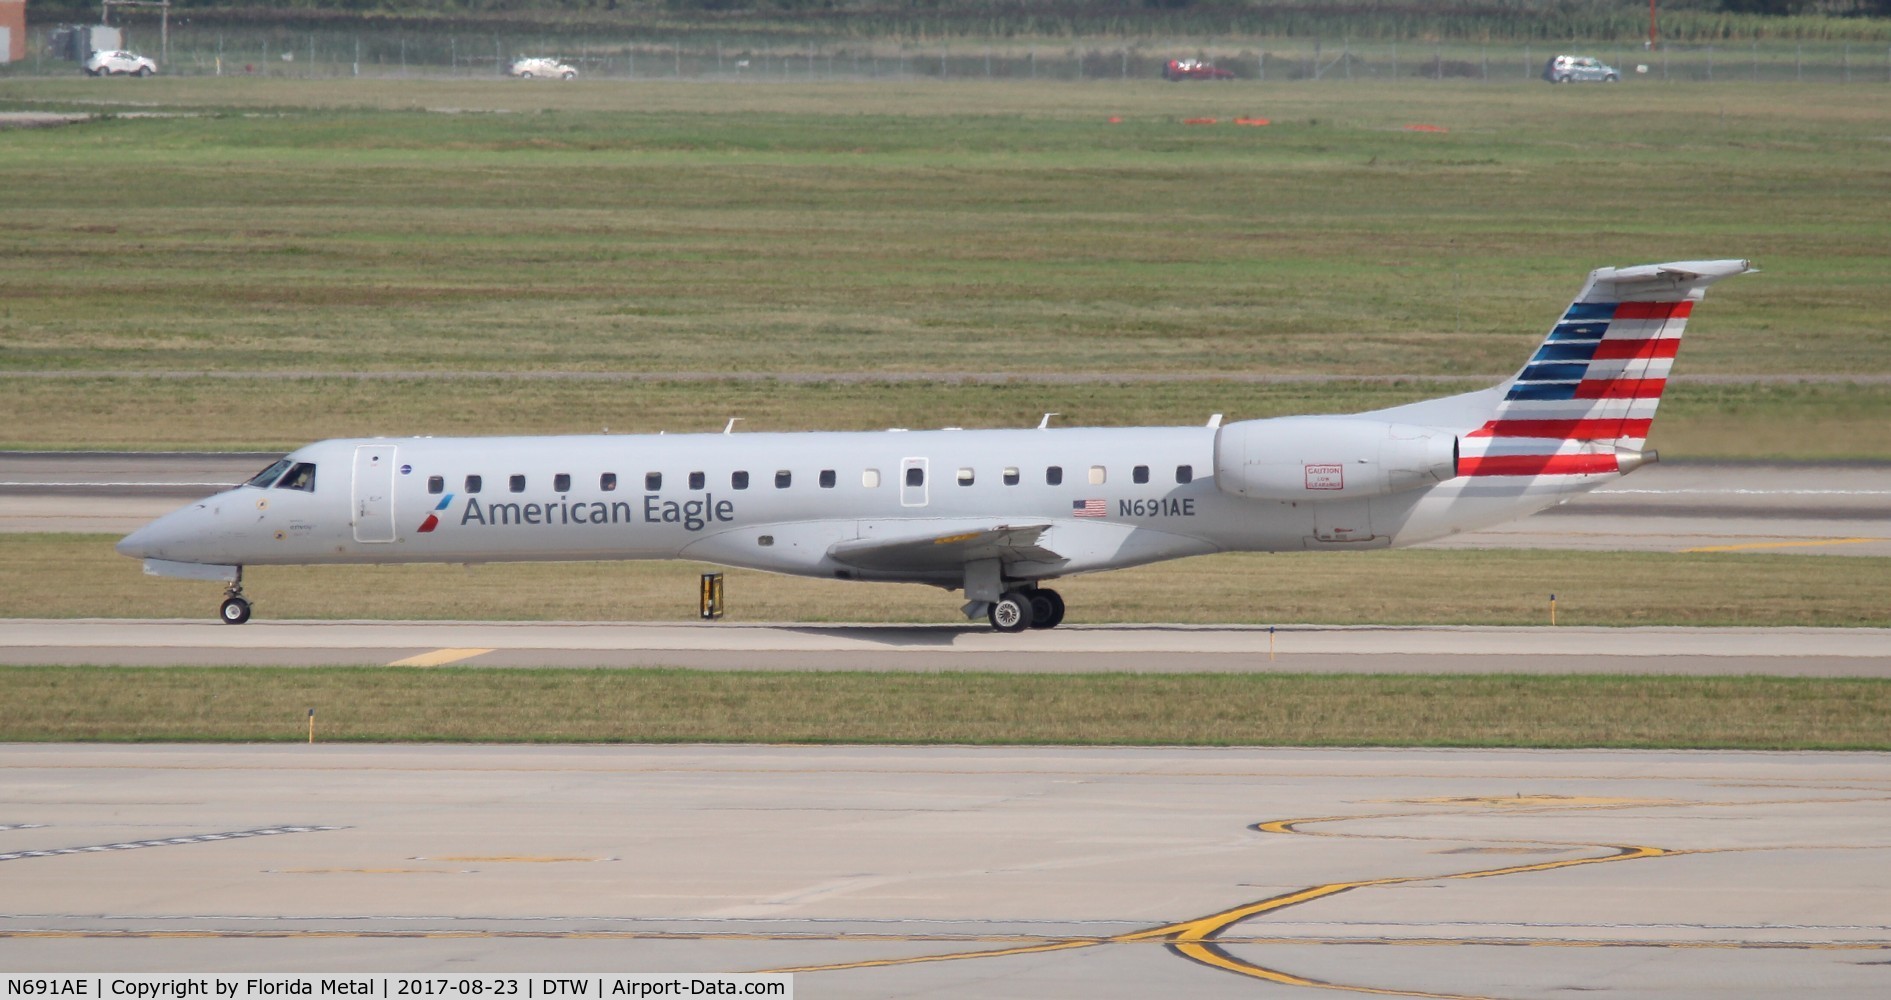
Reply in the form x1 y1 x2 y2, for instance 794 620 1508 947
0 667 1882 749
5 533 1885 627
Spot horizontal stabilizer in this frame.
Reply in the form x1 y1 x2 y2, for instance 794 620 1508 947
829 524 1063 573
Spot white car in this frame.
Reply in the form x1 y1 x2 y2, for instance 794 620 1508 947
1542 54 1620 83
85 50 158 77
509 58 577 80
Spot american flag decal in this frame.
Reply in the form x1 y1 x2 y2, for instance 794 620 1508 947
1072 499 1107 518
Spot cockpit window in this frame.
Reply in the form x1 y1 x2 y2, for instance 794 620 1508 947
276 463 317 493
245 459 292 488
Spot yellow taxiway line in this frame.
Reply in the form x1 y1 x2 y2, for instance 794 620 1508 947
388 647 493 667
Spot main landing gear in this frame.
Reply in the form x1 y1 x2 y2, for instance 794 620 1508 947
219 567 251 625
987 586 1064 633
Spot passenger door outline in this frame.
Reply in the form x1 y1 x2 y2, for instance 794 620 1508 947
352 444 398 543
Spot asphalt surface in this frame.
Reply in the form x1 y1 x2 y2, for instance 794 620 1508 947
2 620 1887 674
2 744 1887 998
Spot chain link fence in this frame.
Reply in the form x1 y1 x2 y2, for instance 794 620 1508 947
9 24 1890 85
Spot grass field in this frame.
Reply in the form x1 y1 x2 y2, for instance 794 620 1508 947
7 533 1886 626
2 80 1888 453
0 667 1883 749
4 375 1885 456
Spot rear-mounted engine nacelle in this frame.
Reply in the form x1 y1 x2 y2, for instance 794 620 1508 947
1214 417 1459 501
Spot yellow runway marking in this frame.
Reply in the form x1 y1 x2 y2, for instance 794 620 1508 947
762 811 1683 998
1681 537 1879 553
388 648 493 667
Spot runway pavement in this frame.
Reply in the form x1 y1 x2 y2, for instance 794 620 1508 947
1 744 1887 998
2 619 1887 673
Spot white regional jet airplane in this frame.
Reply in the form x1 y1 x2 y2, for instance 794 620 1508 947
118 259 1752 630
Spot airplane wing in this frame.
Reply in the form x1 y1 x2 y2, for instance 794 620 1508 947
828 524 1065 574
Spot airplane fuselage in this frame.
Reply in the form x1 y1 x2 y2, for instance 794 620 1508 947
117 259 1753 628
128 424 1575 589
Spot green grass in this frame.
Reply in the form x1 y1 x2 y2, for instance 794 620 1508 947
5 376 1884 457
1 79 1887 452
0 667 1883 749
1 81 1886 380
8 533 1887 626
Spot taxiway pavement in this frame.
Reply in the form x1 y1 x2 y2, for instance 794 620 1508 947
1 619 1887 674
2 744 1887 998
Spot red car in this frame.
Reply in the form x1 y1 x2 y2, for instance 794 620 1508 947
1163 59 1234 81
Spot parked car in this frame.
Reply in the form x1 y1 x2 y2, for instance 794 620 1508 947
85 50 157 77
1542 54 1620 83
1163 58 1234 82
509 57 577 80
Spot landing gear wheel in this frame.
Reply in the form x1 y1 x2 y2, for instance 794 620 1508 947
218 567 251 625
1026 588 1065 630
988 591 1031 633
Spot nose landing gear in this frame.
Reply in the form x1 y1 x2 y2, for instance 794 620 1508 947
218 568 251 625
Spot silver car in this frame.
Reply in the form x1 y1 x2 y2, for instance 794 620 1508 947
508 57 577 80
1543 54 1619 83
85 50 158 77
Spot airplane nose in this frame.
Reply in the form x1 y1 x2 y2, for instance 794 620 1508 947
117 501 221 562
115 523 157 559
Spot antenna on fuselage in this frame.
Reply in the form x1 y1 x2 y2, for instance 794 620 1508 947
1037 413 1058 430
1207 413 1223 428
724 418 742 434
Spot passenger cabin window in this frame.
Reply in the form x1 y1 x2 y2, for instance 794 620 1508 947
1003 467 1020 486
905 467 925 487
1133 465 1150 485
819 470 836 489
1046 466 1063 486
245 459 291 488
509 475 526 493
645 472 662 491
1176 465 1193 484
862 469 881 488
465 475 482 494
1089 465 1107 485
689 472 705 490
957 468 974 486
427 476 444 495
601 473 618 492
732 471 750 490
775 470 792 489
554 473 571 493
277 463 317 493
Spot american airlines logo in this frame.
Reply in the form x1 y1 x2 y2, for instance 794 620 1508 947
416 494 453 532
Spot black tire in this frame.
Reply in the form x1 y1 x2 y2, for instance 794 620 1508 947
136 66 152 77
1027 588 1066 630
562 70 576 81
519 71 534 79
219 597 252 625
988 592 1031 633
1605 74 1619 82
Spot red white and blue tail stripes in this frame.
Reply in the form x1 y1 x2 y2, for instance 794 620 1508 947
1459 298 1693 477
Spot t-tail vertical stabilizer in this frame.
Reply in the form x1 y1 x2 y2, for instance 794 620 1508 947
1459 259 1755 479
